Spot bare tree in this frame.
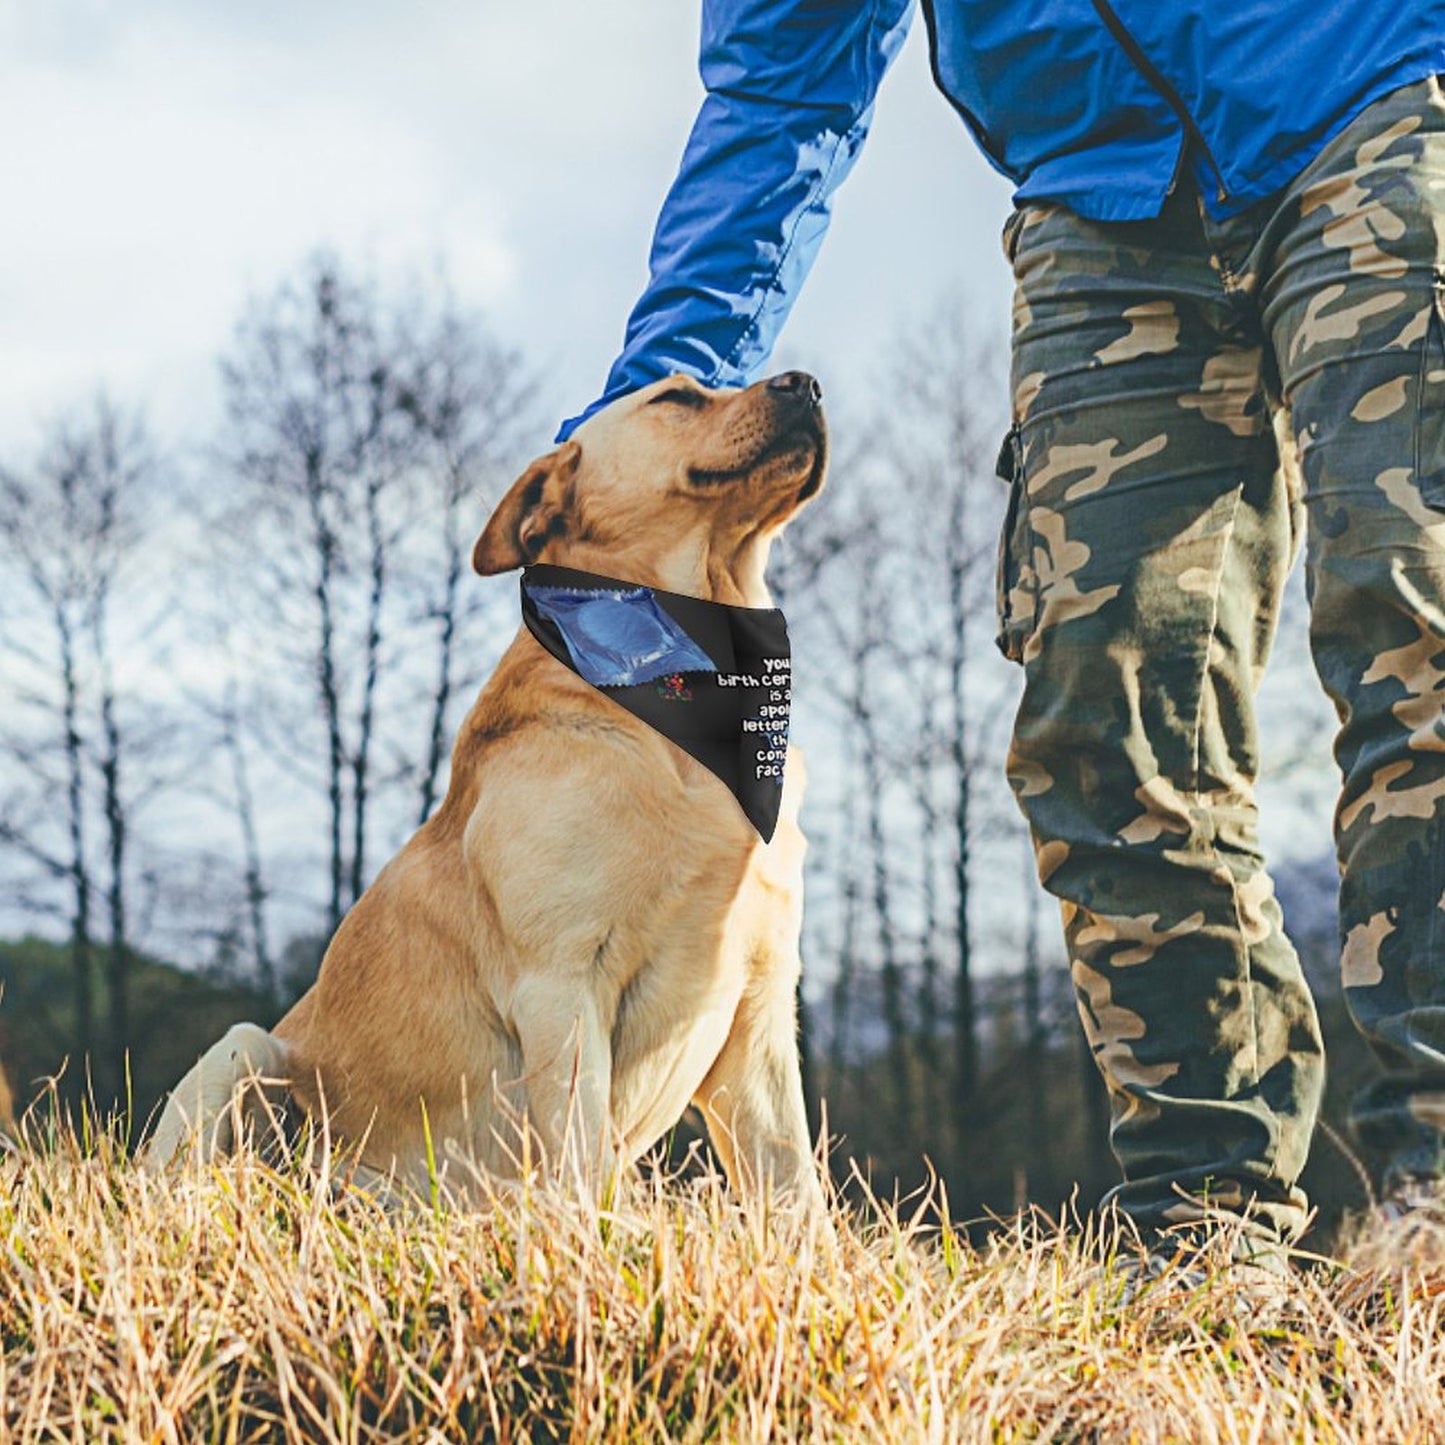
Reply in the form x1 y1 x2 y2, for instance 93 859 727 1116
856 606 913 1140
0 398 159 1099
394 301 539 825
777 310 1039 1187
223 261 409 930
78 410 154 1095
824 742 865 1080
910 678 947 1128
210 255 539 962
799 483 918 1138
873 324 1006 1111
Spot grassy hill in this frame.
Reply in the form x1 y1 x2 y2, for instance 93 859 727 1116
0 929 1436 1439
0 1134 1441 1442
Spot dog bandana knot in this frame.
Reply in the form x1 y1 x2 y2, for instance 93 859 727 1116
520 564 791 841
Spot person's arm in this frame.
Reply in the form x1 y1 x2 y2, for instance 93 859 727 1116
557 0 915 439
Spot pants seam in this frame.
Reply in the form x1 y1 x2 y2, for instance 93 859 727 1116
1189 481 1282 1183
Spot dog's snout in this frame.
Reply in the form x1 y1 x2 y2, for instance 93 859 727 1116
766 371 822 407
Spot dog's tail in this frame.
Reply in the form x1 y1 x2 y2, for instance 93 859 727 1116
144 1023 292 1169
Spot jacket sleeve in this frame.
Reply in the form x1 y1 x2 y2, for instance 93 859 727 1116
557 0 915 440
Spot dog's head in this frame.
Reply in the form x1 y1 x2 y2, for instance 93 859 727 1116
472 371 827 604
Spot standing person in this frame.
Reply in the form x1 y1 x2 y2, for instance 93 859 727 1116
560 0 1445 1266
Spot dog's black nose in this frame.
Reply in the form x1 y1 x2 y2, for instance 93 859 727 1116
767 371 822 406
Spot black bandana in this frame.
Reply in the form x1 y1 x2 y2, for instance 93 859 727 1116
519 563 791 841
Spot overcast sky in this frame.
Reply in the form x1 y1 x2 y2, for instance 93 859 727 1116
0 0 1341 890
0 0 1016 448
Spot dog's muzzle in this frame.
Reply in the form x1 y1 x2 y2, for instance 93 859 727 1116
766 370 823 409
763 372 826 500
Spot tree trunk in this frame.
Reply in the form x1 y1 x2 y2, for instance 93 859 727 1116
827 774 862 1083
93 595 129 1105
1021 830 1049 1194
350 472 387 905
946 488 977 1108
417 510 463 827
57 607 93 1103
305 455 346 936
222 687 275 1002
855 657 911 1142
913 684 943 1134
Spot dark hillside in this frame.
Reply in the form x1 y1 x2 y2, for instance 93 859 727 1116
0 936 276 1140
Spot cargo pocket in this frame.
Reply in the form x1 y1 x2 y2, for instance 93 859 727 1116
994 425 1037 665
1415 270 1445 507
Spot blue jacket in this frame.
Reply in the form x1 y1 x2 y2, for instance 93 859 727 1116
559 0 1445 438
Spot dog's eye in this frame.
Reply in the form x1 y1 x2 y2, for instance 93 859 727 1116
649 386 705 409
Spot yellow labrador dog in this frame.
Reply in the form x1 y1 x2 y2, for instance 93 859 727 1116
148 371 827 1211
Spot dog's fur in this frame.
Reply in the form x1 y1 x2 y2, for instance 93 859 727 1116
147 372 828 1209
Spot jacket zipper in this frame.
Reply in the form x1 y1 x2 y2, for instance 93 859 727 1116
1088 0 1230 204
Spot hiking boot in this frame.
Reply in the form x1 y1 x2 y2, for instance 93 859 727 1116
1092 1225 1297 1324
1108 1248 1208 1308
1341 1173 1445 1278
1377 1173 1445 1229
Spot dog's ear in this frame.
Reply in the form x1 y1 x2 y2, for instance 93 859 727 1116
472 442 582 575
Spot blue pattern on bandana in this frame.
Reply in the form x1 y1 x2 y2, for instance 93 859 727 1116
525 583 718 688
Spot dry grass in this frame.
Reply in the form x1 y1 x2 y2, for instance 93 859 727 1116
2 1122 1444 1444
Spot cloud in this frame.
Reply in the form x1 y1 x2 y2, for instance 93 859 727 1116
0 1 1013 443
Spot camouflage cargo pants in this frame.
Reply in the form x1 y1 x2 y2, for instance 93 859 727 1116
1001 75 1445 1242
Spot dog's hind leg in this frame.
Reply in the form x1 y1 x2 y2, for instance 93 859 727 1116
144 1023 291 1169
